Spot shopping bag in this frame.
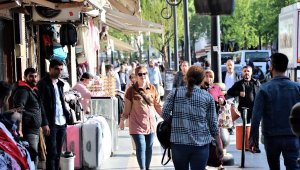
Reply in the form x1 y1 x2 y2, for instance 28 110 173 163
218 104 233 128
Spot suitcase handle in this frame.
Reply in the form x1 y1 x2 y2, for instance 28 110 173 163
86 141 91 151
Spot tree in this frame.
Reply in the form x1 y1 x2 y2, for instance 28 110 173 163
140 0 184 65
220 0 299 50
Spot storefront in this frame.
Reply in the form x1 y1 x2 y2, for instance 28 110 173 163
0 9 15 82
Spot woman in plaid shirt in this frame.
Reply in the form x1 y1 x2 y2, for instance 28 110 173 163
162 66 223 170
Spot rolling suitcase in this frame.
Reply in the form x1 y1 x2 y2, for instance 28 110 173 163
65 124 82 169
89 116 112 161
82 119 103 168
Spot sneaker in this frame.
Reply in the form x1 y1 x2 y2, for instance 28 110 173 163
228 128 234 135
253 148 261 153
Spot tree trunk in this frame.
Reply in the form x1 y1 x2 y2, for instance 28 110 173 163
161 45 168 68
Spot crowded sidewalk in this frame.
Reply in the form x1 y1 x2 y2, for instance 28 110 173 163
101 118 285 170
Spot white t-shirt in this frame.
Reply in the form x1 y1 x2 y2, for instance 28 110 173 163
225 72 235 91
53 79 66 125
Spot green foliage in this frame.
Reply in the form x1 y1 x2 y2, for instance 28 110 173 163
220 0 299 49
140 0 184 50
189 15 211 40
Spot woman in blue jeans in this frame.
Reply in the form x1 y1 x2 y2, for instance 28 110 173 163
162 66 223 170
120 66 162 170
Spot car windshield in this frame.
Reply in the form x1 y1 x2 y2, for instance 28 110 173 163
244 52 269 62
221 53 241 65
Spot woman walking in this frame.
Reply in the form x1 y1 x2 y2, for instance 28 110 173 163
162 66 223 170
119 65 162 170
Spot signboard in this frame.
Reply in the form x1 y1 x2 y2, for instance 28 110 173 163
278 13 294 66
164 70 175 91
194 0 235 15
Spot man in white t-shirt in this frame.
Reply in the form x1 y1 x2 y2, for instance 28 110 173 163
222 59 240 91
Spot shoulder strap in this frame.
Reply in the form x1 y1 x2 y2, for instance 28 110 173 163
161 148 171 165
172 88 178 109
132 84 151 105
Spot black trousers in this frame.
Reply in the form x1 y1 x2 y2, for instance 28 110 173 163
45 124 66 170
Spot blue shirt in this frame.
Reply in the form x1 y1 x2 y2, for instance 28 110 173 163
147 67 162 85
162 86 219 146
250 76 300 139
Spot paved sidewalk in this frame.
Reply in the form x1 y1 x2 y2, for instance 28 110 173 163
100 123 285 170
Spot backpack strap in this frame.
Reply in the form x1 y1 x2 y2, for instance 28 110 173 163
161 148 171 165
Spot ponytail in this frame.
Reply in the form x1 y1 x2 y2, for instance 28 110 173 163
186 83 194 98
184 66 204 98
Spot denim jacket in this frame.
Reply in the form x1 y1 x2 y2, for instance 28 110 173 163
250 76 300 139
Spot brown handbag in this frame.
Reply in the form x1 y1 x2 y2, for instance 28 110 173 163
207 137 223 167
230 104 240 121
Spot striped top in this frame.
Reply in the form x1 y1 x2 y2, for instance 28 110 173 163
162 86 218 146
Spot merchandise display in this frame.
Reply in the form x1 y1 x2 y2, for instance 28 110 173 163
88 75 116 97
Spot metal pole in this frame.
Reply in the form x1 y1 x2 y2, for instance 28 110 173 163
211 15 221 83
241 107 248 168
183 0 191 65
168 43 171 69
173 6 179 71
148 32 150 65
217 16 222 82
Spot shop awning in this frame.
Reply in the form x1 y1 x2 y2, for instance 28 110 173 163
107 0 140 17
107 35 137 52
105 7 163 34
20 0 109 10
0 0 21 10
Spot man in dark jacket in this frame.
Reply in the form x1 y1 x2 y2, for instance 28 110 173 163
227 65 261 124
38 60 71 170
13 68 49 169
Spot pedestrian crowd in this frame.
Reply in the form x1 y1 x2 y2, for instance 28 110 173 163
0 53 299 170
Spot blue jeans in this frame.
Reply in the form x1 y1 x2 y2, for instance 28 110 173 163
171 143 209 170
264 135 300 170
45 125 66 170
24 134 39 170
131 133 155 170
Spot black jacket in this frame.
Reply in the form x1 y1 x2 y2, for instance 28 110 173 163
37 75 71 127
13 81 47 135
227 78 260 112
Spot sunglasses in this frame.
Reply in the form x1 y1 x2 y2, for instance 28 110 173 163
138 72 148 77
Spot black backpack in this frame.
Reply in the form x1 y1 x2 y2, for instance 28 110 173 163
156 88 177 165
156 121 172 165
60 23 77 47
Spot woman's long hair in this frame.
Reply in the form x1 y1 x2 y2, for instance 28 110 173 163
185 66 204 98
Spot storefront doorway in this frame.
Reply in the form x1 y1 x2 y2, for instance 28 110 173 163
0 19 15 82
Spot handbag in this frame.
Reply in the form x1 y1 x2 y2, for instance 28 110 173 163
207 139 223 167
230 104 240 121
156 88 177 165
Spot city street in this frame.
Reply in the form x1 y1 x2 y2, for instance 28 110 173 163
100 117 285 170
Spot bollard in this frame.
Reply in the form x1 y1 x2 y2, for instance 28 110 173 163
240 107 248 168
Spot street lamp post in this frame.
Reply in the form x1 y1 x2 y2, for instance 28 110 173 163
193 32 196 63
147 32 150 65
183 0 191 65
173 6 179 71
